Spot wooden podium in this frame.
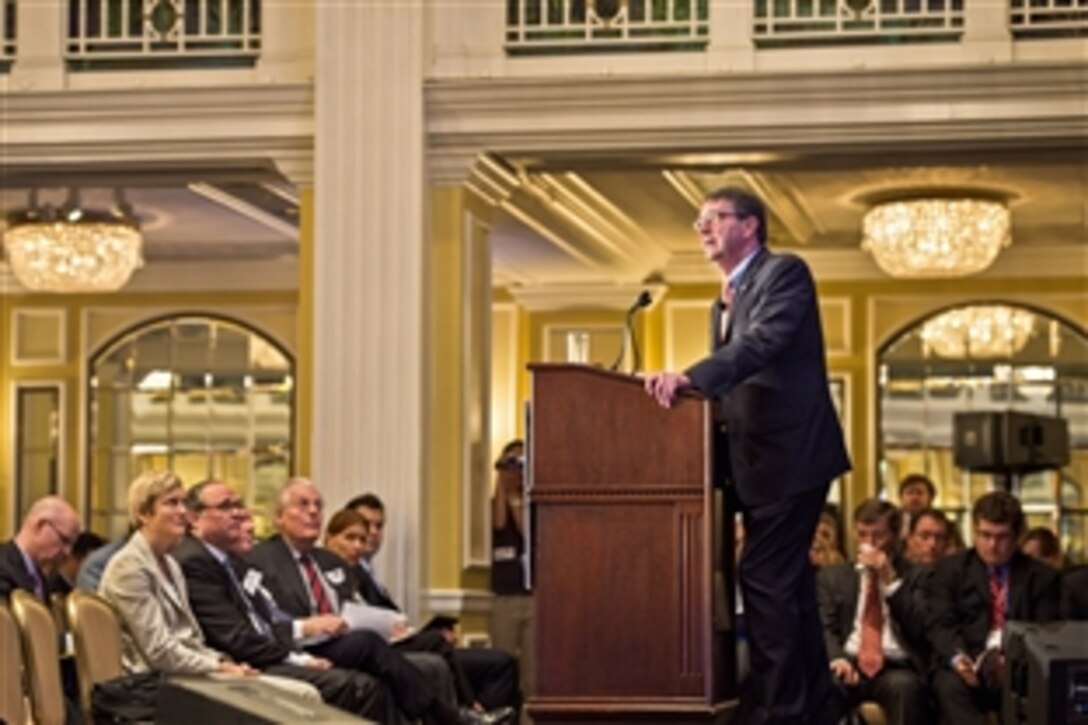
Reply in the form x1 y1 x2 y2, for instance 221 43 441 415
527 364 736 723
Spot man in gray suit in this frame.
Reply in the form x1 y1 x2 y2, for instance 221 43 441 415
646 186 850 725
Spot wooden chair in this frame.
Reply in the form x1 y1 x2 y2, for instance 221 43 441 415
66 590 124 717
0 602 28 725
10 590 66 725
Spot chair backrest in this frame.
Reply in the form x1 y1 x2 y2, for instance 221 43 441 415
11 589 66 725
0 602 28 725
66 590 125 716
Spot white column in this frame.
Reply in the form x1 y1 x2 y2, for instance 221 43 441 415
312 1 426 619
11 0 64 90
961 0 1013 62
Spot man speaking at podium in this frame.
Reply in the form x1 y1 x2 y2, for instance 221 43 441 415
645 187 850 725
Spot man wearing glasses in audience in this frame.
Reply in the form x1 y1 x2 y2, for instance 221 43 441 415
0 495 84 723
0 495 82 601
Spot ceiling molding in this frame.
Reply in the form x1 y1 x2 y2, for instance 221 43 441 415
426 62 1087 180
187 182 298 238
506 282 668 312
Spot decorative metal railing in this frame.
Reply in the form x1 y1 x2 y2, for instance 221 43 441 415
1010 0 1088 37
753 0 963 44
67 0 260 63
505 0 709 53
1 0 15 62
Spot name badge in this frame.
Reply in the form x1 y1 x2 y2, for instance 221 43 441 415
242 569 263 595
326 568 346 585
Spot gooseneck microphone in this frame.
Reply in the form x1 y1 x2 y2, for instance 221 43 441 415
609 290 653 373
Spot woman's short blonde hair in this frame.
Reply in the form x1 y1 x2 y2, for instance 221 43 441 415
128 471 184 527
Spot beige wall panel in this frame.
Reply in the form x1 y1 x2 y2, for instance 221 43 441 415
12 309 66 365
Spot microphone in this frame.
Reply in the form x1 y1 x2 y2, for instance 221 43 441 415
609 290 653 373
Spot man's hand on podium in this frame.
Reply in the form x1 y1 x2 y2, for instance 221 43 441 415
643 372 692 408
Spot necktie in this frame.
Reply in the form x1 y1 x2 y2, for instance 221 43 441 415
223 561 272 637
300 553 333 615
856 570 884 678
718 282 735 345
989 567 1008 632
27 563 45 601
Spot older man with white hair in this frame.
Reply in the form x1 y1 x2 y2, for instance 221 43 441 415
0 495 81 601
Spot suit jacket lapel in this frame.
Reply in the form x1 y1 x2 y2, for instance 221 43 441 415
1008 553 1030 619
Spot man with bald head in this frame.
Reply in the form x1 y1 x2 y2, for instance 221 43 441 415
1 496 82 601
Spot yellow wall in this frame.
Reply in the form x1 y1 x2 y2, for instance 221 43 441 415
0 290 297 539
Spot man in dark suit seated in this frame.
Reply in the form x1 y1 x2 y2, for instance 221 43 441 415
249 477 512 725
928 491 1060 725
174 479 390 721
817 499 932 725
901 508 951 568
1 495 84 724
341 494 521 713
0 496 81 601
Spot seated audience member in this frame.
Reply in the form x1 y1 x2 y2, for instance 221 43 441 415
897 474 936 537
1020 526 1064 569
174 479 389 720
344 494 521 715
249 478 509 725
810 508 846 568
902 508 950 567
817 499 932 725
1 496 82 601
98 471 319 701
928 491 1060 725
1 496 84 723
49 531 106 595
1061 565 1088 620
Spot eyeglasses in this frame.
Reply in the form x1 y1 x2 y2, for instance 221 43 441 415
203 498 245 513
693 211 743 230
44 519 76 549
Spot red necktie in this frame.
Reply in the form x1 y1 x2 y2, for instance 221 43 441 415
989 568 1008 632
857 570 884 678
300 553 332 614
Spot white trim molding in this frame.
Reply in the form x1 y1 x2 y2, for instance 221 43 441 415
10 308 67 366
422 588 495 617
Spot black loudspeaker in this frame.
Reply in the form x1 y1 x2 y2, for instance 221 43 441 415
156 676 367 724
953 411 1070 474
1003 621 1088 725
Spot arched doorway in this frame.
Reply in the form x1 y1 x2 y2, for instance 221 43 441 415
86 314 295 538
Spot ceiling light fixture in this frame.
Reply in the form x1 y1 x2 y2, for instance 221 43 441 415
920 305 1036 359
861 197 1010 278
3 188 144 293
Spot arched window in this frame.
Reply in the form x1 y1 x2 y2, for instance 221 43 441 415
877 301 1088 561
87 315 294 538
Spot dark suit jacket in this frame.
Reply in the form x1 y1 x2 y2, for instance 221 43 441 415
817 560 932 675
1061 565 1088 620
173 536 298 669
0 539 50 601
684 249 850 508
248 535 358 618
927 549 1060 664
351 563 398 611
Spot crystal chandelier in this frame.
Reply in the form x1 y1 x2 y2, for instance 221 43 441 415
920 305 1036 359
861 198 1010 278
3 189 143 293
